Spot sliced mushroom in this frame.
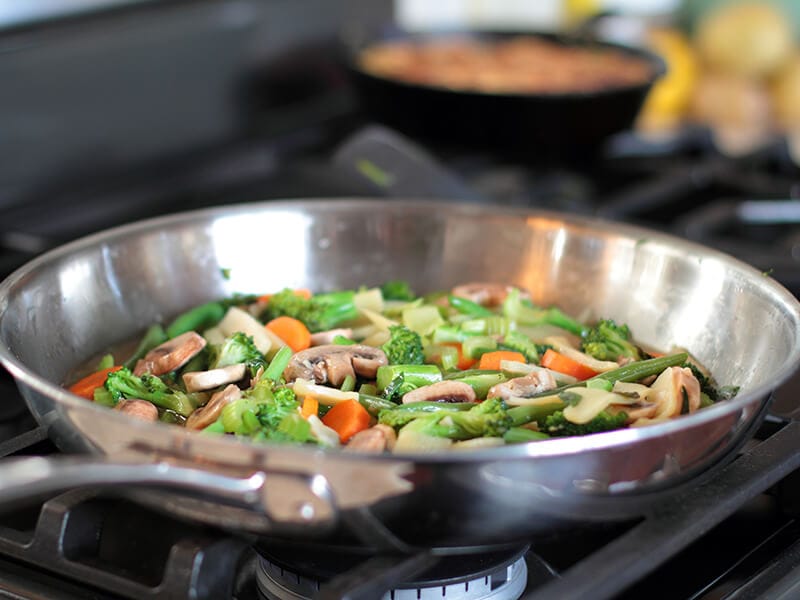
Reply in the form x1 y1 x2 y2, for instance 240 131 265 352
283 344 388 387
450 283 529 307
487 371 557 401
185 384 241 430
344 424 397 453
402 380 477 404
608 402 659 424
310 328 354 346
134 331 207 376
182 364 246 392
650 366 702 419
115 399 159 422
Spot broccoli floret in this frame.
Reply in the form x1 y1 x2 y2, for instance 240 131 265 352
263 288 358 333
104 367 197 417
502 288 587 337
382 325 425 365
581 319 642 362
210 332 266 376
499 330 540 363
397 398 513 440
381 280 416 301
543 410 627 437
220 380 315 444
381 373 417 403
683 362 739 403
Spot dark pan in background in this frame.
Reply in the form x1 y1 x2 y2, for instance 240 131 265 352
346 30 666 160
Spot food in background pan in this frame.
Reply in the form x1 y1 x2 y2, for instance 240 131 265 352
67 282 737 452
357 36 655 94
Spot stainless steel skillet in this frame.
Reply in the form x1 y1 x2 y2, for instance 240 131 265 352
0 199 798 549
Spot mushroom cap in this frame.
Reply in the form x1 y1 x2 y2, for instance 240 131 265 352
402 380 477 404
134 331 207 376
185 384 242 430
284 344 388 387
182 364 246 392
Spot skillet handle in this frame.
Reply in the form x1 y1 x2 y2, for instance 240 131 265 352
0 456 337 533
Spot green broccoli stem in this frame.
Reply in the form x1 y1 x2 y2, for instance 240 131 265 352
93 387 117 407
448 372 507 399
202 419 225 434
150 393 196 417
503 427 550 443
165 302 225 339
507 402 566 427
376 364 442 392
448 295 493 317
95 353 115 371
123 324 168 370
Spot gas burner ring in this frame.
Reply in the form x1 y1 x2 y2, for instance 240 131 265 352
256 546 529 600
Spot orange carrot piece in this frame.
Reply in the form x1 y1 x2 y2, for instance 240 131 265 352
301 396 319 419
540 349 598 380
321 399 371 443
69 366 122 400
266 316 312 352
443 342 477 370
478 351 526 371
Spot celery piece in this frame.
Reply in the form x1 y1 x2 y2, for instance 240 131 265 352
461 336 498 360
402 305 445 336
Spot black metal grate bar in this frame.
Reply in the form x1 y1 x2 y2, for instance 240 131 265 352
522 420 800 600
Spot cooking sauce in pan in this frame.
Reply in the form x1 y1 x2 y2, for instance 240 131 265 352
358 36 655 95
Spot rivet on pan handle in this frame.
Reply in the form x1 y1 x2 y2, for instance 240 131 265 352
0 457 337 533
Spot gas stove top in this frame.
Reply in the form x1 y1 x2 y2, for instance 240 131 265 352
1 107 800 600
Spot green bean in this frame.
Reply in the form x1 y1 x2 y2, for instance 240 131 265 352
448 295 493 317
357 393 398 416
165 302 225 339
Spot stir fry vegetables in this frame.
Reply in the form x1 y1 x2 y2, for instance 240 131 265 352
66 282 739 453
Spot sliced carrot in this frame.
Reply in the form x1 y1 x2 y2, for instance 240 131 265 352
69 366 122 400
301 396 319 419
266 316 311 352
540 349 598 380
321 399 371 443
478 351 526 371
257 288 313 304
443 342 477 370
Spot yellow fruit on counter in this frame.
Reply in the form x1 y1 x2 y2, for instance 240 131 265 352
695 2 793 78
638 28 698 131
773 54 800 130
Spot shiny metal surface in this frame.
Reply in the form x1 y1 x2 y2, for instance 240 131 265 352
1 199 799 547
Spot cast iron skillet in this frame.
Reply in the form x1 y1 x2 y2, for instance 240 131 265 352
346 30 666 159
0 200 798 550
